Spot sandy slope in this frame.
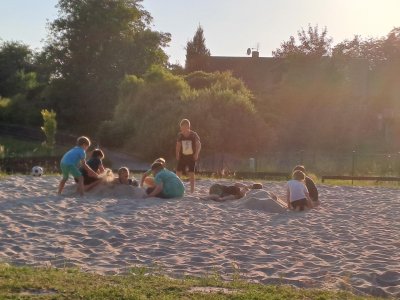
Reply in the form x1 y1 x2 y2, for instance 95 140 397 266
0 175 399 298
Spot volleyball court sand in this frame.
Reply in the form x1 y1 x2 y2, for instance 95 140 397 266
0 175 399 298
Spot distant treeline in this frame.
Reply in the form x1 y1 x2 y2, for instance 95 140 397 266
0 1 400 160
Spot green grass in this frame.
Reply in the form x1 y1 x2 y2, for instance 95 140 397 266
0 136 67 158
0 264 385 300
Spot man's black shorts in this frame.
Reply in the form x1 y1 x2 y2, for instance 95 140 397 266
177 155 195 172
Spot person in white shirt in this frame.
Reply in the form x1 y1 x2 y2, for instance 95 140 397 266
286 170 312 211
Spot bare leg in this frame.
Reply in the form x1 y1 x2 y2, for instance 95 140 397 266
84 180 102 192
201 194 221 201
76 176 84 196
58 178 67 195
189 172 195 193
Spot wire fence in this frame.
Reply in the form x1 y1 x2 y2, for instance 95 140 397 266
197 151 400 177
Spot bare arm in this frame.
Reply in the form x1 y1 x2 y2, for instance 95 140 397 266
140 170 151 187
176 142 181 161
82 161 99 178
146 183 163 198
98 163 105 174
194 140 201 160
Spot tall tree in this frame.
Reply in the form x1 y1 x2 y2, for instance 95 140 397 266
185 25 211 72
272 24 332 58
0 41 34 97
45 0 170 131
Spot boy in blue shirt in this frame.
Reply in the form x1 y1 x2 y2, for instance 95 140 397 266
57 136 99 196
145 162 185 199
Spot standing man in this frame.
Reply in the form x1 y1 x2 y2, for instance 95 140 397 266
176 119 201 193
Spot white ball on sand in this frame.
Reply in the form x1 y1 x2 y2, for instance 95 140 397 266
31 166 44 176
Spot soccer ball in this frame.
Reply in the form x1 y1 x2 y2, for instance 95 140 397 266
31 166 44 176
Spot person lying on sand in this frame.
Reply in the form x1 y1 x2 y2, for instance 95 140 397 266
113 167 138 186
202 182 263 202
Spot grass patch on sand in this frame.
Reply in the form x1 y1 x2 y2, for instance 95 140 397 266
0 264 385 300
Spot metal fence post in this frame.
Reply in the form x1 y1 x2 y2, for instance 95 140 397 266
300 150 304 165
352 150 356 185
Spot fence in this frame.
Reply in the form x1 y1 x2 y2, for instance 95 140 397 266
2 150 400 179
0 156 61 174
197 151 400 178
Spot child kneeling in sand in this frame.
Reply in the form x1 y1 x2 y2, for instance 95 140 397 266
144 162 184 199
287 170 312 211
203 182 262 202
140 158 166 187
74 148 106 191
293 165 319 207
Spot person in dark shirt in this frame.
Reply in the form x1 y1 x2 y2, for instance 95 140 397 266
176 119 201 193
293 165 319 206
75 148 105 191
202 182 262 202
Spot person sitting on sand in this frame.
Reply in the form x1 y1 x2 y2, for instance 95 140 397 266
114 167 138 186
75 148 106 191
287 170 312 211
144 162 184 199
293 165 319 207
140 158 166 188
202 182 263 202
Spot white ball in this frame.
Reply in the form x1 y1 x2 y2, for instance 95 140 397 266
31 166 44 176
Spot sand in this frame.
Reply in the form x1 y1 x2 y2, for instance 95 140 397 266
0 175 399 298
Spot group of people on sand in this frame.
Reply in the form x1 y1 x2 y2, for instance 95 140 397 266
57 118 319 211
57 119 200 198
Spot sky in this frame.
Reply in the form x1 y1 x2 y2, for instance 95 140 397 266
0 0 399 65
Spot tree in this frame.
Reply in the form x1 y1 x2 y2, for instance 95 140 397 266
0 41 34 97
45 0 171 131
100 67 271 159
272 24 332 58
185 25 211 72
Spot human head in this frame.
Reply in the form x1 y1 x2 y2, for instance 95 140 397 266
77 136 91 150
118 167 129 177
153 157 166 166
91 149 104 159
251 183 263 189
180 119 191 134
292 170 305 181
151 161 164 175
293 165 306 174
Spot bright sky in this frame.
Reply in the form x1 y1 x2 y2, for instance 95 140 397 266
0 0 399 65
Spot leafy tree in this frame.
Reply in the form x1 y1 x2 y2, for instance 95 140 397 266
100 67 271 159
272 24 332 58
332 35 386 67
44 0 171 131
0 41 34 97
185 25 211 72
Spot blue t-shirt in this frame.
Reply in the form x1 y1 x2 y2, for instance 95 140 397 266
61 146 86 166
154 169 185 198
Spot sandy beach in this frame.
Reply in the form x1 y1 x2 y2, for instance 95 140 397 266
0 175 399 298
